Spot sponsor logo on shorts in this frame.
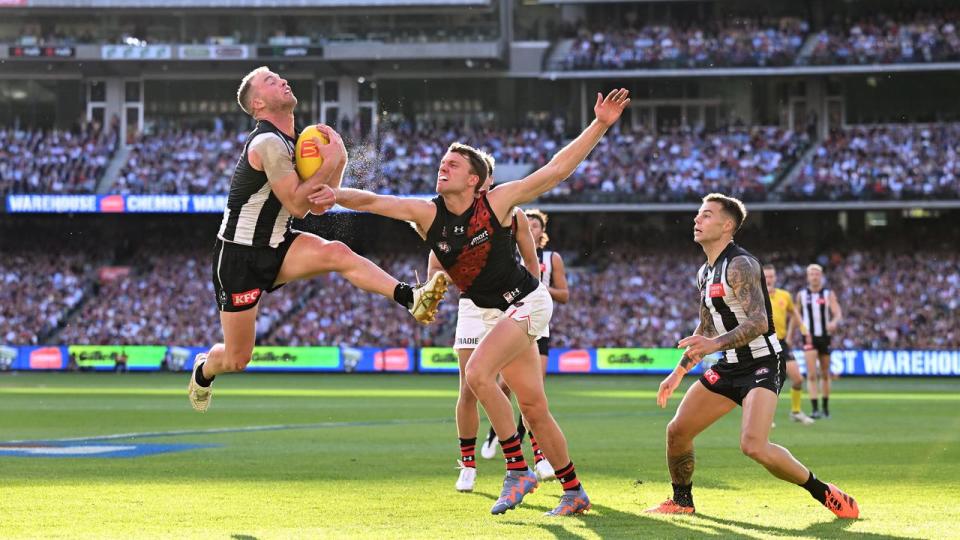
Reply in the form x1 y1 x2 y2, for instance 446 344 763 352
457 337 480 346
709 283 725 298
231 288 261 307
754 367 770 376
704 368 720 384
502 287 521 303
218 290 228 306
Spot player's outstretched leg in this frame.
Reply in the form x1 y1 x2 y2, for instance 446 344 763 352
740 388 859 519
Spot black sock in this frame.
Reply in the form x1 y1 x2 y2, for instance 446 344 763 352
194 361 215 387
555 461 582 492
393 283 414 309
516 414 527 440
486 426 497 443
810 399 819 412
672 483 694 507
822 397 829 415
801 471 829 505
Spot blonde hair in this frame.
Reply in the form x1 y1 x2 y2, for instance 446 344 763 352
525 208 550 248
237 66 270 116
807 264 824 273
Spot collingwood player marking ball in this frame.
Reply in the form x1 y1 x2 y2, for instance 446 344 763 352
295 124 330 180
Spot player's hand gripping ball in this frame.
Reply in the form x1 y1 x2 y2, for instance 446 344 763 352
294 124 330 180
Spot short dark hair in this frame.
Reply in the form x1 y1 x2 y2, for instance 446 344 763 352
237 66 269 116
447 142 490 192
702 193 747 234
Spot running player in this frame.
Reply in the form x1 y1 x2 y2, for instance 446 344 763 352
423 156 543 493
762 264 814 424
798 264 843 418
480 208 567 486
325 88 631 515
186 67 448 412
647 194 858 519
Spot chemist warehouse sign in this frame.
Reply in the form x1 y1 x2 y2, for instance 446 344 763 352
788 350 960 377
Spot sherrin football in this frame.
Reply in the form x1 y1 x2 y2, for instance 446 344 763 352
294 125 330 180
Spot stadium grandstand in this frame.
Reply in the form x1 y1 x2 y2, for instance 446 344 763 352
1 0 959 537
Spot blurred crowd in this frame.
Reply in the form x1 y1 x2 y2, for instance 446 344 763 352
5 242 958 351
114 129 243 195
0 253 90 345
561 17 807 70
806 12 960 65
787 123 960 200
0 124 116 195
543 125 807 203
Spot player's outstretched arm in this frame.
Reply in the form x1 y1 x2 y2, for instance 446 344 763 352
657 299 717 408
330 188 437 237
252 130 343 219
679 257 768 362
487 89 630 214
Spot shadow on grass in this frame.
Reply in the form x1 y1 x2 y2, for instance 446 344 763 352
230 535 259 540
694 512 923 540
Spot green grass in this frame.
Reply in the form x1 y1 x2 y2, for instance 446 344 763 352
1 373 958 539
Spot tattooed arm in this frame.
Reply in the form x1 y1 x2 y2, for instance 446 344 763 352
678 257 768 362
712 256 769 350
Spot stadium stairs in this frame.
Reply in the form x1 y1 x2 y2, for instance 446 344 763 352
543 38 575 71
772 143 818 199
96 145 131 194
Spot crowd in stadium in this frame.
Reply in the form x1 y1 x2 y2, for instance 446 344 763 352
5 241 957 351
787 123 960 200
542 125 807 203
0 253 90 345
805 12 960 65
114 128 243 195
560 17 808 70
557 11 960 70
0 124 116 195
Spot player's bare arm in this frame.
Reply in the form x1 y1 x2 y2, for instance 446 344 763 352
252 132 341 218
827 293 843 333
656 302 717 408
548 252 569 304
679 257 768 362
332 188 437 238
486 89 630 217
515 210 541 280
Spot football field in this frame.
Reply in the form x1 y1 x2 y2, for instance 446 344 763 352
1 373 958 539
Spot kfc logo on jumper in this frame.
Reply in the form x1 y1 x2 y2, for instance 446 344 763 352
704 368 720 384
709 283 725 298
231 288 261 307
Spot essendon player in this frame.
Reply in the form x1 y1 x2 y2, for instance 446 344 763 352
647 194 858 519
327 88 632 515
187 67 448 413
